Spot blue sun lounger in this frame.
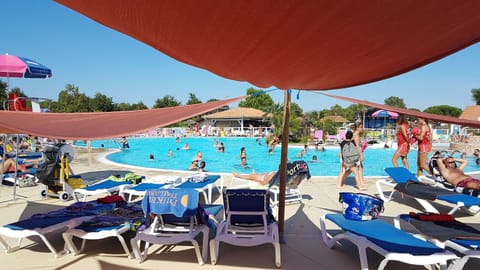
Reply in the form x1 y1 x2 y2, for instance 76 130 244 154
377 167 480 215
394 213 480 270
73 179 134 202
320 213 457 270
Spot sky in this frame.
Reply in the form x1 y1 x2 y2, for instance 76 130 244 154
2 0 479 112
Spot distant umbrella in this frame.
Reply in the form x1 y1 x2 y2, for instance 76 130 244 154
0 54 52 79
372 109 399 119
0 54 52 201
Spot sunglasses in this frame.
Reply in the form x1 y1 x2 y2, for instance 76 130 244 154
446 161 456 164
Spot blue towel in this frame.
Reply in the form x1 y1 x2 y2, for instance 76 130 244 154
142 188 199 217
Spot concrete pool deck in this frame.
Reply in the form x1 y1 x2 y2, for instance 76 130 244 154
1 147 479 269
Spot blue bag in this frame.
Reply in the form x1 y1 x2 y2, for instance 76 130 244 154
339 192 384 221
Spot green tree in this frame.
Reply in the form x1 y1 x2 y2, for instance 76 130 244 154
290 102 303 118
115 102 147 111
384 96 406 108
472 88 480 105
238 87 274 111
423 105 462 117
346 104 369 122
129 102 148 110
186 93 202 105
54 84 90 112
153 95 181 108
8 87 27 97
0 80 7 109
91 92 115 112
329 104 344 116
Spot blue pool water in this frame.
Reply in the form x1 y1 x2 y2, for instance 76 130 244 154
76 137 479 176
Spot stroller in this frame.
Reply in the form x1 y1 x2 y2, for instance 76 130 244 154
36 143 83 201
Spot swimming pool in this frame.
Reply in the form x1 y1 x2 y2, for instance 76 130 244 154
76 137 479 176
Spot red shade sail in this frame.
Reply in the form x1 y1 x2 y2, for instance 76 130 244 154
55 0 480 90
322 93 480 128
0 96 245 139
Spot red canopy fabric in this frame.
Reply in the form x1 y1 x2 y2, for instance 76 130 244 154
56 1 480 90
322 93 480 128
0 96 245 139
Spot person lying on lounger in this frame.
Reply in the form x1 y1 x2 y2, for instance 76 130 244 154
232 171 304 187
232 171 277 186
437 157 480 189
1 158 26 173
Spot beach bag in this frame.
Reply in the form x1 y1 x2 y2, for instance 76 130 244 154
339 192 384 221
341 141 360 166
36 161 59 187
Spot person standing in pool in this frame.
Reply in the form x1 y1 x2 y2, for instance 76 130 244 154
198 161 207 172
239 147 247 159
391 115 410 169
121 137 130 149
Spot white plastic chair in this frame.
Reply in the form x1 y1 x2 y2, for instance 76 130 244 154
210 189 281 268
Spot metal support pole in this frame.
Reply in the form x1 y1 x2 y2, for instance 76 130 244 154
278 90 291 242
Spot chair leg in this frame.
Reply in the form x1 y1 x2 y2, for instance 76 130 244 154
130 238 145 263
62 233 80 255
116 235 132 259
190 238 205 265
38 233 68 258
270 223 281 268
209 239 219 265
200 226 209 264
273 242 281 268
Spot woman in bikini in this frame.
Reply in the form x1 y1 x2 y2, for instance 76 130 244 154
391 115 410 169
414 117 432 177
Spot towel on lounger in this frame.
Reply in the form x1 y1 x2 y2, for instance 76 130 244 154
142 188 199 217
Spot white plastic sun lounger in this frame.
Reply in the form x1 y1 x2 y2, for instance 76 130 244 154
175 174 223 204
130 188 212 265
378 167 480 215
119 175 182 202
73 179 134 202
0 202 115 257
320 213 458 270
394 213 480 270
63 222 132 257
210 189 281 268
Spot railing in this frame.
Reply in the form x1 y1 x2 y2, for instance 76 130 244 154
135 126 274 138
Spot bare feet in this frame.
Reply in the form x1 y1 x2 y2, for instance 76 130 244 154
358 185 368 191
336 185 344 189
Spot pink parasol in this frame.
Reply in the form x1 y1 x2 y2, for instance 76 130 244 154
372 109 399 119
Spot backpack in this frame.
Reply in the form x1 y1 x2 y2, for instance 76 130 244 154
341 140 360 165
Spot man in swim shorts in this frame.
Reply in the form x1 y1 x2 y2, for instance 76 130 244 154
437 157 480 189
